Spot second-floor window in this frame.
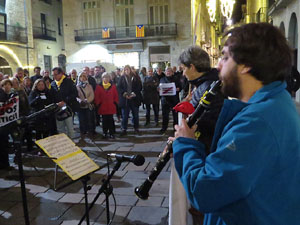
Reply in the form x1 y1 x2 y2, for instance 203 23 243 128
83 0 101 29
149 0 169 25
115 0 134 27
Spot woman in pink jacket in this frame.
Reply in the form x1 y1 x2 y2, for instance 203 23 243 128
94 72 119 139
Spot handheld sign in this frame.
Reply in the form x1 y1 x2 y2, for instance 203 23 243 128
159 83 176 96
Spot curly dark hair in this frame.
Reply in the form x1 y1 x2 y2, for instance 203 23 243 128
224 23 292 85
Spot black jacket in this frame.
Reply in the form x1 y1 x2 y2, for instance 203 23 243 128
189 68 224 151
160 75 182 107
117 75 143 108
51 77 80 112
143 75 159 105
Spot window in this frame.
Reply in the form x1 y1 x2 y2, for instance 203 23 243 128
41 13 46 35
58 17 61 35
115 0 134 26
149 0 169 25
83 0 101 29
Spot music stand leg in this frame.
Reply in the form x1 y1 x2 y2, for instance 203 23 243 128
13 129 30 225
81 175 91 225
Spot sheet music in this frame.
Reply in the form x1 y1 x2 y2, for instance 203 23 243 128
36 133 99 180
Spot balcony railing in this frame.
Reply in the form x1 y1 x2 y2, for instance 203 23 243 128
0 24 28 44
33 26 56 41
74 23 177 42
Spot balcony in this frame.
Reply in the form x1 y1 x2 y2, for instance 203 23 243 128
33 27 56 41
0 24 28 44
74 23 177 43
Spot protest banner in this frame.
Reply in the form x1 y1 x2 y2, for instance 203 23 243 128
0 95 19 127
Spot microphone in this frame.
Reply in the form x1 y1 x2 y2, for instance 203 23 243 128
108 153 145 166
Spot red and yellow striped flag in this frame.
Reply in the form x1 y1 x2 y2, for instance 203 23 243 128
102 27 110 38
136 25 144 37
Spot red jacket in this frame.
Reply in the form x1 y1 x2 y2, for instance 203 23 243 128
94 83 119 115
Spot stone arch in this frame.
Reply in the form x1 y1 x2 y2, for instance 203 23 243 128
0 45 22 75
279 21 285 36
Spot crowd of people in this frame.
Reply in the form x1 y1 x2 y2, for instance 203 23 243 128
0 64 188 169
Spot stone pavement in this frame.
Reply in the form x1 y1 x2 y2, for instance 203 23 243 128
1 101 300 225
0 108 173 225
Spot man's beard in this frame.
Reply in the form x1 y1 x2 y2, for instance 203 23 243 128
221 65 241 99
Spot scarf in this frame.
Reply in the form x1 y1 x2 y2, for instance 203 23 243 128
55 75 66 89
78 80 88 88
102 81 111 90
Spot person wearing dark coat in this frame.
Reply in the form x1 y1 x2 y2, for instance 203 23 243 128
51 67 79 138
28 79 56 140
143 67 159 126
174 45 225 224
118 65 143 135
0 79 13 169
159 67 182 134
30 66 43 86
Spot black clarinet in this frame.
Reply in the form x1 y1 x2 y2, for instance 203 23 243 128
135 80 222 200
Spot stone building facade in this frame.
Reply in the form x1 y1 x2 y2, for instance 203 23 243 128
1 0 64 75
62 0 192 72
268 0 300 102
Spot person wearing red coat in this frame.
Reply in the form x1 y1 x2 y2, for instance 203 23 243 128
94 72 119 139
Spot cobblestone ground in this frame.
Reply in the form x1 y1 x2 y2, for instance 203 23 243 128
0 107 173 225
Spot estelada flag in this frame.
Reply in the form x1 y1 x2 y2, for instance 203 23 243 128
136 24 144 37
102 27 110 38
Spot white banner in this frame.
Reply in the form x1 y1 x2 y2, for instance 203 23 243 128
159 82 176 96
0 96 19 127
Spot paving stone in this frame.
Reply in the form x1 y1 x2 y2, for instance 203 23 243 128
79 193 104 205
35 189 65 202
126 206 168 225
29 202 71 220
123 171 150 179
59 204 105 221
97 205 131 223
148 180 170 197
0 201 17 215
15 183 49 193
0 178 19 188
58 193 84 203
61 220 88 225
123 162 149 172
136 196 164 207
162 197 169 208
31 217 62 225
117 147 133 152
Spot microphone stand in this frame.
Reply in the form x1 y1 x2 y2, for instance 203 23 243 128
79 160 121 225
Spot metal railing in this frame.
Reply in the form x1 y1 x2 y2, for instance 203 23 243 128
0 24 28 43
33 26 56 41
74 23 177 42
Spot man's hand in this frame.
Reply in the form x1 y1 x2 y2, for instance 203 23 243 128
58 101 66 107
174 119 197 140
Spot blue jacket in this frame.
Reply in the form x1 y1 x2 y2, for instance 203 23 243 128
173 81 300 225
